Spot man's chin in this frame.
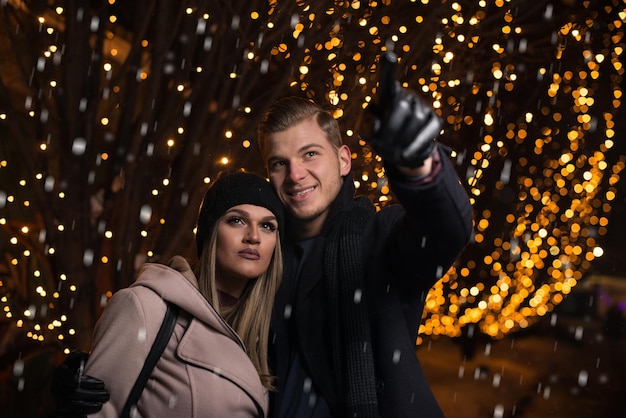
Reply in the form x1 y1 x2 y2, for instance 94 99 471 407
288 206 320 222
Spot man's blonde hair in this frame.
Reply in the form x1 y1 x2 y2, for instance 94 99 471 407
257 96 343 158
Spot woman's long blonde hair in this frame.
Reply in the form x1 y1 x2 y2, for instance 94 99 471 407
195 220 283 390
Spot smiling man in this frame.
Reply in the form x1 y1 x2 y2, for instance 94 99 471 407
263 116 351 238
256 58 473 417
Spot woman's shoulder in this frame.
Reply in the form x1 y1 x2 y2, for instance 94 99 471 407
100 285 169 333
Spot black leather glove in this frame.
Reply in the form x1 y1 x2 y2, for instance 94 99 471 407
366 52 442 168
51 351 110 417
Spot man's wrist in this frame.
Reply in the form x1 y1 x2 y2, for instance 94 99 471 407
396 155 433 178
387 146 442 185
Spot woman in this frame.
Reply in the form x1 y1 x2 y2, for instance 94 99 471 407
84 172 284 417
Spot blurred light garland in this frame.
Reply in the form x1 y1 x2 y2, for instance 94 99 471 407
0 0 624 353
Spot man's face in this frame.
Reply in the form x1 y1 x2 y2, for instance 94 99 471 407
263 117 351 238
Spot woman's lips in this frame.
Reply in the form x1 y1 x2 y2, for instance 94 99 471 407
238 249 260 260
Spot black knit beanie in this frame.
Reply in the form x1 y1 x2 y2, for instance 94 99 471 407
195 172 284 256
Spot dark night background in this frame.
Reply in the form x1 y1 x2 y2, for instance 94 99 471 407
0 1 625 416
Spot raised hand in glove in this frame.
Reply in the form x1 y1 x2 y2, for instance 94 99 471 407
366 52 442 168
51 351 110 417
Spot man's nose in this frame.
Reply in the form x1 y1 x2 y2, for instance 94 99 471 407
287 160 306 183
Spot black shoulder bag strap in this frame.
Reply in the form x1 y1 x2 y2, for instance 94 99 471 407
121 302 180 418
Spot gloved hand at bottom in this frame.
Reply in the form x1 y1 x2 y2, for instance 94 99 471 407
51 351 110 417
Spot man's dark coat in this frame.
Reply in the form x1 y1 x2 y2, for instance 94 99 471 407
270 147 474 417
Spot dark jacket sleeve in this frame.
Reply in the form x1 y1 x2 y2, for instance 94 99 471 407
380 145 474 296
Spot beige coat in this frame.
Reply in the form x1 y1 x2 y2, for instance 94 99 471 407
85 256 268 417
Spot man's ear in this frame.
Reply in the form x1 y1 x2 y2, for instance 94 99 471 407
338 144 352 176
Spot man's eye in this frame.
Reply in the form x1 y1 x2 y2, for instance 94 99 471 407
270 161 285 169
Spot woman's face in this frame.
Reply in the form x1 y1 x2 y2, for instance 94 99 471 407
214 204 278 297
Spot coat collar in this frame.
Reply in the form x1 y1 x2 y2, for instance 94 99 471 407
132 257 241 345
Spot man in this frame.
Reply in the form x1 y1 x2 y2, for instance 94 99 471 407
53 53 473 417
256 54 472 417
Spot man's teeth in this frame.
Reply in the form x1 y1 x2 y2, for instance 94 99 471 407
293 187 314 196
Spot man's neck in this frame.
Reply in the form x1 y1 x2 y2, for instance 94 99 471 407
292 214 327 240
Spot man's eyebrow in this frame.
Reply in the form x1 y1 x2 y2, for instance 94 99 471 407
268 143 324 159
299 143 325 152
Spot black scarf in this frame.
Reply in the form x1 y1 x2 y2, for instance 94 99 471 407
324 195 380 417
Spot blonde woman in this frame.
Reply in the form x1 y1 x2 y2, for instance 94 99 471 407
84 172 284 417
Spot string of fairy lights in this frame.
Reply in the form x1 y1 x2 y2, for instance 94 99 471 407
416 5 625 341
0 1 624 354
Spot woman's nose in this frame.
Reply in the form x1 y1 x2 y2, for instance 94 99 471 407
244 226 260 243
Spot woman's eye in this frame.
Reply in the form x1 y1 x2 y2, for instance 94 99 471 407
226 217 244 225
261 222 277 231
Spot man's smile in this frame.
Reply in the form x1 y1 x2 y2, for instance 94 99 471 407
288 186 315 198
